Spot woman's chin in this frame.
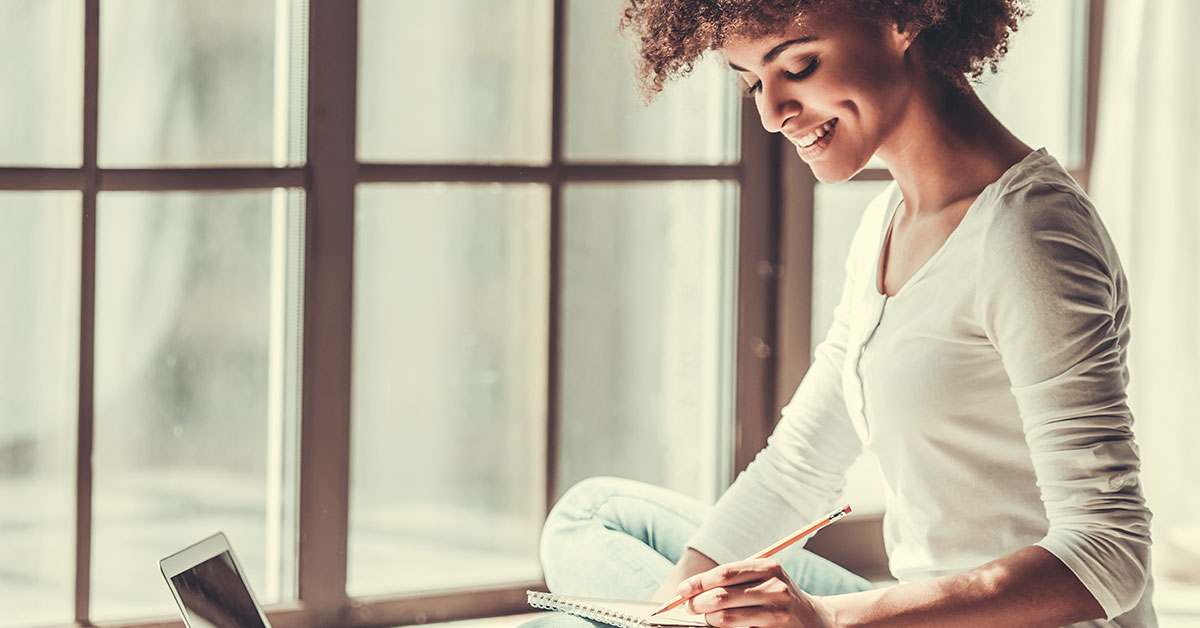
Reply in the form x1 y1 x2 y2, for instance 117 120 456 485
801 146 873 184
808 160 859 184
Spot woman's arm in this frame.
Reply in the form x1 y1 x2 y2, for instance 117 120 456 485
974 185 1151 618
677 546 1103 628
819 546 1103 627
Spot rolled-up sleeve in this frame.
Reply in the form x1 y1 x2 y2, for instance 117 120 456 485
976 183 1152 619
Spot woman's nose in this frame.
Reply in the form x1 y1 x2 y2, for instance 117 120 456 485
757 80 802 134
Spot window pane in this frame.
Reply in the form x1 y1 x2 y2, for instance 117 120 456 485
812 181 889 514
976 0 1086 168
0 192 80 628
350 183 549 596
560 182 737 503
564 0 740 164
0 1 82 166
92 190 303 620
358 1 552 164
100 0 307 167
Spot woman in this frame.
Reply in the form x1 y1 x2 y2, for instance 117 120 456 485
525 1 1154 626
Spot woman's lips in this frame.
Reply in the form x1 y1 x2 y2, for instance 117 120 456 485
791 118 838 160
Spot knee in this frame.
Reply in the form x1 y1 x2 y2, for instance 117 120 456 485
539 476 634 577
544 476 640 527
541 477 621 544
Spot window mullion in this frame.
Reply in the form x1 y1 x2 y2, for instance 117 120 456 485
732 103 782 477
544 0 567 517
299 0 357 623
1081 0 1106 192
74 0 100 622
773 145 817 418
98 167 307 191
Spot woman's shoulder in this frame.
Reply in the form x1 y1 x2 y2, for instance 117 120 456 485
976 149 1114 258
972 149 1127 300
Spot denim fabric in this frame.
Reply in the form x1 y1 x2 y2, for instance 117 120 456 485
519 477 873 628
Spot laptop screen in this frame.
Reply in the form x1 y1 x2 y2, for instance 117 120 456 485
169 551 268 628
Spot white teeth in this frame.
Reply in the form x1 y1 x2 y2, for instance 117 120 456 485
797 120 836 148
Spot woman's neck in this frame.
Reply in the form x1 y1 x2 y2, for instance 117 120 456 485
876 73 1032 217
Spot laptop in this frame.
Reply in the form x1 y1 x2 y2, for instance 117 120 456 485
160 532 273 628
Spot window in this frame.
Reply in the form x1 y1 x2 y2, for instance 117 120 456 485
0 0 762 625
1 0 307 625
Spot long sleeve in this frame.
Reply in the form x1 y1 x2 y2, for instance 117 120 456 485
975 182 1152 619
684 191 889 565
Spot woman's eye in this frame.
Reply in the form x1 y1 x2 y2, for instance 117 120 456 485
742 57 818 97
783 57 819 80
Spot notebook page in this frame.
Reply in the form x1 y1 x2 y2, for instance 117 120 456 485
527 592 707 627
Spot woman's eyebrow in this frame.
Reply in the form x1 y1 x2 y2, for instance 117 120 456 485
728 36 819 72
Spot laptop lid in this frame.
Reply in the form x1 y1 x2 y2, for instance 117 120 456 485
159 532 273 628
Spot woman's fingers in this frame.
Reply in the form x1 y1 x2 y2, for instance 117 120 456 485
678 558 789 600
695 605 787 628
685 579 789 613
677 561 831 628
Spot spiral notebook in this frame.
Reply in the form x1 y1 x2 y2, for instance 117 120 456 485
526 591 707 628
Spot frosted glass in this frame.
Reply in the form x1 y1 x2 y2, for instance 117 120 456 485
0 192 81 628
976 0 1086 168
0 1 82 166
99 0 306 166
91 190 303 620
564 0 740 163
350 183 549 595
559 181 737 503
358 0 553 164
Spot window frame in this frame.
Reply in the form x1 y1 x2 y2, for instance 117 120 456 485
0 0 1104 626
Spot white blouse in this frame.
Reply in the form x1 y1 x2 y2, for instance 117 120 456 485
687 149 1155 627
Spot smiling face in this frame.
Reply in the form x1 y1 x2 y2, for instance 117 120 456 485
723 11 917 182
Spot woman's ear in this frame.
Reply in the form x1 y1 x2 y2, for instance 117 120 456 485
889 21 919 53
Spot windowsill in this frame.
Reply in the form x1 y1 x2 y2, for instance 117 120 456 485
414 612 549 628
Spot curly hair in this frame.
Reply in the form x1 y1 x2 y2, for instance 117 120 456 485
619 0 1030 98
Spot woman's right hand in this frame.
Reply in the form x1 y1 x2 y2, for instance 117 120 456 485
653 548 720 602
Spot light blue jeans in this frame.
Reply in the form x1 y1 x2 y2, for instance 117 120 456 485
519 476 874 628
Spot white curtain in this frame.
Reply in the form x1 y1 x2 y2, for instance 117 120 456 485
1089 0 1200 588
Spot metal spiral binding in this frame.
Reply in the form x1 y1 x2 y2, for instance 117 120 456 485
526 591 648 628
